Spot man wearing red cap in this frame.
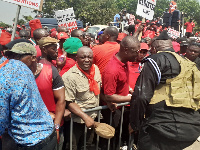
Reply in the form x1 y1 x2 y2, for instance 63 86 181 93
129 43 149 91
57 32 69 57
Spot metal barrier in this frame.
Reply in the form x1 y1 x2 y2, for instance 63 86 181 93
69 102 133 150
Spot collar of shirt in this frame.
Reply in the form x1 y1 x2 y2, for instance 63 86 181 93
113 54 128 68
104 41 118 45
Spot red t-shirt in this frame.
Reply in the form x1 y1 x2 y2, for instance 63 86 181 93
128 62 140 90
57 47 63 58
185 22 195 33
92 41 120 74
143 30 155 39
59 57 76 76
102 55 129 96
172 41 180 53
35 45 42 57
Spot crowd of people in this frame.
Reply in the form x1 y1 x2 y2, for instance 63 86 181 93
1 2 200 150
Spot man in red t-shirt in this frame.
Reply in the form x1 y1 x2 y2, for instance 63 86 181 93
100 36 140 150
185 19 195 38
57 32 69 57
92 27 120 74
129 43 149 91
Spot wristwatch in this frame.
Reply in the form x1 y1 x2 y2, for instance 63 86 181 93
55 124 60 131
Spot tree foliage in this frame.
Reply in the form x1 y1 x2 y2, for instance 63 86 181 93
177 0 200 32
41 0 200 31
0 22 11 28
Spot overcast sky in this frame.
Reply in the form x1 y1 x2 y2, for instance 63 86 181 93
0 0 36 25
0 0 200 25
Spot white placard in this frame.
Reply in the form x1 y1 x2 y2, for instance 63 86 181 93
55 8 78 32
167 28 180 39
2 0 43 11
136 0 156 20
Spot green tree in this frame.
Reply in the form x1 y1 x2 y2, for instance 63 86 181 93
23 15 33 22
177 0 200 32
12 18 26 26
154 0 170 18
0 22 11 28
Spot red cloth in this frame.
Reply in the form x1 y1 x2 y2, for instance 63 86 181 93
35 45 42 57
117 33 127 41
185 22 195 33
0 32 11 45
51 31 58 38
36 64 63 126
128 62 140 90
92 41 120 74
29 19 42 37
57 47 63 58
76 64 100 95
172 41 180 52
59 57 76 76
143 30 155 39
102 55 129 96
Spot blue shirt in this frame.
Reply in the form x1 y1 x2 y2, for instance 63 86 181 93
0 57 54 146
114 14 120 22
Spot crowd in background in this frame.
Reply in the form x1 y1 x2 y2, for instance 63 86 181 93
1 1 200 150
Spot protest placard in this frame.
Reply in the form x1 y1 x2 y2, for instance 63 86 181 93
167 28 180 39
136 0 156 20
2 0 43 11
55 8 78 32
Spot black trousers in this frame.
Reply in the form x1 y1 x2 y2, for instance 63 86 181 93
63 121 94 150
2 129 57 150
99 108 130 150
185 32 192 38
137 126 194 150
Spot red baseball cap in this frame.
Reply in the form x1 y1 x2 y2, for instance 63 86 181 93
57 32 69 40
140 43 149 50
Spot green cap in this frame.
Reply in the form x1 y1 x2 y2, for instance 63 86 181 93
63 37 83 54
9 42 37 55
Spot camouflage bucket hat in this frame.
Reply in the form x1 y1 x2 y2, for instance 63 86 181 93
9 42 37 55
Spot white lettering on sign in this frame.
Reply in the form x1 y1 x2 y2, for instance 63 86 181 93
2 0 43 11
136 0 156 20
55 8 78 32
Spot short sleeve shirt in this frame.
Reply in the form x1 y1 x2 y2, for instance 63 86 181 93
62 64 101 123
102 55 129 96
92 41 120 74
185 22 195 33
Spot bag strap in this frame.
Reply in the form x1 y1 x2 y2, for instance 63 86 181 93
0 59 9 69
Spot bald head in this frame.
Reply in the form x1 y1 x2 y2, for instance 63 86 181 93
19 30 30 39
57 26 69 33
119 36 140 62
77 46 93 55
71 29 83 38
77 46 93 71
103 27 119 42
120 36 140 50
33 28 49 44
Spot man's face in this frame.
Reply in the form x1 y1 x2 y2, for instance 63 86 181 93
83 33 91 46
20 54 34 68
45 44 58 60
126 44 140 62
137 49 148 62
76 49 93 71
186 45 200 61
